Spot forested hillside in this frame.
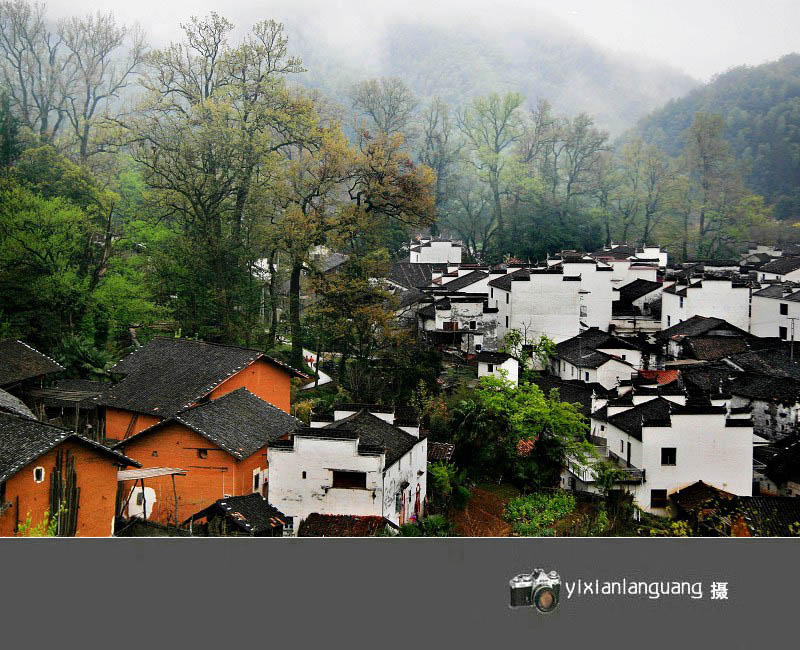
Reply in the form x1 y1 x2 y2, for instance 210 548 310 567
635 53 800 219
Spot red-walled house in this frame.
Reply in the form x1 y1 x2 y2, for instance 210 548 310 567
113 388 302 526
0 412 139 537
100 337 307 441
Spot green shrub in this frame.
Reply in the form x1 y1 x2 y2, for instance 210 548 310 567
503 490 576 536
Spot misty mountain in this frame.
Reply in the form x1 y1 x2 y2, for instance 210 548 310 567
635 53 800 217
280 12 697 135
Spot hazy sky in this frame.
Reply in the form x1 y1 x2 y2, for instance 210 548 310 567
45 0 800 81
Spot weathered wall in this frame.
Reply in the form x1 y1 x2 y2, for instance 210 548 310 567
0 440 120 537
116 423 267 526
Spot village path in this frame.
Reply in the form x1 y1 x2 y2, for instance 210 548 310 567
300 348 333 390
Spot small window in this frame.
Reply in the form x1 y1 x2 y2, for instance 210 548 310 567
505 316 509 327
136 492 144 506
651 489 668 508
198 449 208 459
475 344 482 351
506 293 509 304
491 288 494 298
469 320 476 330
332 470 367 489
487 364 494 373
620 440 624 453
0 480 6 504
302 471 307 479
667 315 671 327
679 297 684 308
780 303 789 315
284 516 294 531
780 326 788 340
584 371 589 381
152 450 158 457
661 447 677 466
253 473 260 492
621 354 626 360
33 467 45 483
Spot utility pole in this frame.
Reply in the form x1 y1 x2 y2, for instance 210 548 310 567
789 317 799 361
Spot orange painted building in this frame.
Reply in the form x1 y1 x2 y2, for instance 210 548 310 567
100 337 307 441
113 388 301 526
0 412 139 537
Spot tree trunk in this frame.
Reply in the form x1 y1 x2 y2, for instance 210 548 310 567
289 260 304 369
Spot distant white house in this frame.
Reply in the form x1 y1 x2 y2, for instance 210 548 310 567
750 283 800 340
267 409 426 533
551 328 641 390
661 276 752 331
409 237 462 264
756 256 800 283
490 267 582 346
476 351 519 386
564 396 754 515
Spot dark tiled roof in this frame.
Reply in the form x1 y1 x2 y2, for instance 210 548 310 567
655 315 748 341
428 441 455 462
671 480 737 512
488 268 529 290
476 351 513 364
324 410 419 468
392 288 428 310
555 329 640 368
530 375 598 417
438 270 489 291
0 388 35 418
117 388 301 460
185 493 287 534
684 336 750 361
387 262 449 289
0 340 64 387
760 256 800 275
734 497 800 536
0 411 139 482
616 279 662 302
297 513 388 537
752 283 800 301
606 397 675 440
418 297 448 319
102 337 305 417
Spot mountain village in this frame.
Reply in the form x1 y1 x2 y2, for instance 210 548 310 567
3 236 800 537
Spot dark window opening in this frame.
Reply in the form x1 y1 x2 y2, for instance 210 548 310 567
651 489 668 508
506 293 509 304
781 303 789 315
136 492 144 506
332 470 367 489
505 316 509 327
469 320 476 330
661 447 677 466
33 467 44 483
152 450 158 457
302 471 307 479
780 326 788 340
487 364 494 373
198 449 208 459
0 480 6 504
253 473 260 491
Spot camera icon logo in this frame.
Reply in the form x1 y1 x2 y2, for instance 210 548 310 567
509 569 561 614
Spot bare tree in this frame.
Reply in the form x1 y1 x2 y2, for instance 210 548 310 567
350 77 418 137
58 12 146 162
0 0 69 142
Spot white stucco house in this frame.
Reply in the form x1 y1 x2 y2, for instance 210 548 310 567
490 267 582 345
661 275 752 332
476 351 519 386
756 256 800 283
750 283 800 340
267 409 427 533
551 328 642 390
564 395 754 515
409 237 462 264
